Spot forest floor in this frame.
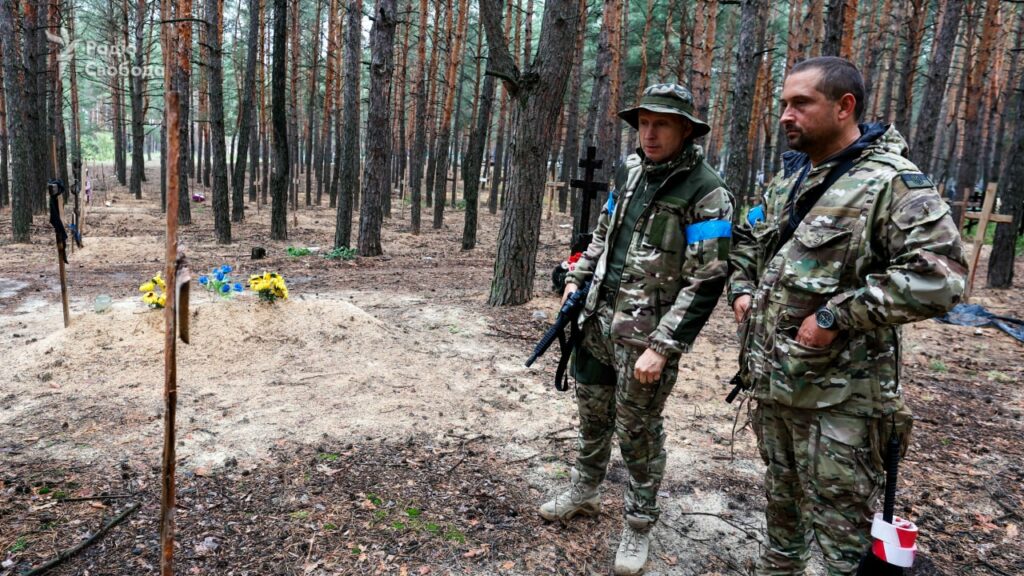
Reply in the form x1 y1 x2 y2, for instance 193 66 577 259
0 169 1022 576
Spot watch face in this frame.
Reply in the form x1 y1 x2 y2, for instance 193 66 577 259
816 308 836 329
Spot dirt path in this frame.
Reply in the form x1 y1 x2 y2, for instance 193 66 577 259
1 175 1021 575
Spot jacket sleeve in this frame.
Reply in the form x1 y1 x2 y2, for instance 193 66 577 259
827 176 967 330
647 185 734 355
728 209 760 307
564 201 611 287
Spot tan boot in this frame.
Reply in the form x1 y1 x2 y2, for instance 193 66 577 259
613 520 651 576
538 469 600 522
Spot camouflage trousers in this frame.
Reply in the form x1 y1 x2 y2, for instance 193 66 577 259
751 401 885 576
571 301 679 526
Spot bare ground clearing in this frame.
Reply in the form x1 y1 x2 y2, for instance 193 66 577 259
0 173 1021 575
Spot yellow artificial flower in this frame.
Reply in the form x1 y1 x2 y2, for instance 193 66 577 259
153 272 166 289
139 281 155 293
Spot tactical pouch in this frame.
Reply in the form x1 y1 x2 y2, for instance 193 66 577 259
869 404 914 472
571 344 616 386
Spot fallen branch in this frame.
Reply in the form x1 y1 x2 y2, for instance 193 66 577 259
25 502 141 576
57 494 133 503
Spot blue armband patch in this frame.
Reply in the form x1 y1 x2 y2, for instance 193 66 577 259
605 191 617 214
685 219 732 244
747 204 765 226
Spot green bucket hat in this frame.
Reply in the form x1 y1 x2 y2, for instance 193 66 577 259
617 83 711 138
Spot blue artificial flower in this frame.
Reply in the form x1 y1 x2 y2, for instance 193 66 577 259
221 264 232 274
214 271 225 282
199 276 209 285
233 282 243 292
220 283 230 293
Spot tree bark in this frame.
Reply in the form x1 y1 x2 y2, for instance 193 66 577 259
691 0 718 122
893 0 927 134
432 0 468 229
462 73 495 250
232 0 260 221
130 0 147 198
334 0 362 248
953 0 999 224
910 0 964 172
206 0 230 243
270 0 289 240
358 0 397 256
304 0 324 207
481 0 581 305
725 0 769 203
0 1 30 241
408 0 431 232
986 29 1023 288
176 0 193 225
559 0 587 215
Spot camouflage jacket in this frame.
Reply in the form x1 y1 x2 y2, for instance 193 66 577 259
566 144 734 356
728 125 967 416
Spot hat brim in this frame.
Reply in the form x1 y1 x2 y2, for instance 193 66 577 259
617 104 711 138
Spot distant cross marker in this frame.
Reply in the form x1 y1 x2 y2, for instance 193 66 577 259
963 183 1014 301
570 146 608 243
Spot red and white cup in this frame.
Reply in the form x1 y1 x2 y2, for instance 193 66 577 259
869 513 918 568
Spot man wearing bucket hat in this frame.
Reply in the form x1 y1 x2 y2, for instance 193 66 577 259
728 57 966 575
539 84 734 575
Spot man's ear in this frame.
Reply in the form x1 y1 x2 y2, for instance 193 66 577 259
837 93 858 122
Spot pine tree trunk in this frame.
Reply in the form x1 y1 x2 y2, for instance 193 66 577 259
335 0 362 247
691 0 718 122
986 28 1023 288
725 0 769 203
462 73 495 250
822 0 845 56
656 0 675 82
408 0 431 233
207 0 230 243
675 0 690 84
953 0 1000 224
894 0 927 134
432 0 468 229
358 0 397 256
288 0 300 211
560 0 587 215
392 2 411 204
0 2 30 241
232 0 259 221
270 0 289 240
69 3 82 188
481 0 581 305
910 0 964 171
0 40 7 209
177 0 193 225
989 12 1022 192
130 0 147 198
424 1 447 209
304 0 323 207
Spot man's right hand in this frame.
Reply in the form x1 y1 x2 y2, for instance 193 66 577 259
733 294 751 324
561 282 579 306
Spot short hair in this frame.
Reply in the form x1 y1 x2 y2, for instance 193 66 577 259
791 56 866 121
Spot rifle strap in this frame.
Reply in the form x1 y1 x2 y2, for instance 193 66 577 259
773 154 860 260
554 321 584 392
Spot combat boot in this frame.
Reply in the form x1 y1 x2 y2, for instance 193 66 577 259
613 518 651 575
538 469 600 522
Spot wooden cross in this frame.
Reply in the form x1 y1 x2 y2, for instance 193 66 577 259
963 183 1014 301
570 146 608 244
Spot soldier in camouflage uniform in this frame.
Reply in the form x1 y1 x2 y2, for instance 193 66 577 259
728 57 967 575
539 84 734 576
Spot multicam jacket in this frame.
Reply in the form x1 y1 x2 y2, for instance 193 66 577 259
566 144 734 356
728 125 967 417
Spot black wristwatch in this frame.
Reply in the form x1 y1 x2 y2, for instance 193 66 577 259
815 307 838 331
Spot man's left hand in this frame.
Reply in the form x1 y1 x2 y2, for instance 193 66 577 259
796 314 839 348
635 348 668 384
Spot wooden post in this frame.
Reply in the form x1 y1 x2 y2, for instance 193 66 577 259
963 183 1014 301
545 181 565 221
569 146 608 246
47 181 71 328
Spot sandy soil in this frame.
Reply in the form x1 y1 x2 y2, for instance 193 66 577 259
0 170 1021 575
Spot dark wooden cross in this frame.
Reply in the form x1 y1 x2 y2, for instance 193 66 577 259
570 146 608 246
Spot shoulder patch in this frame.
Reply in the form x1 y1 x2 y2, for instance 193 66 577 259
899 172 933 189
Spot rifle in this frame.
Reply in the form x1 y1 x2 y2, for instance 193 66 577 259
525 282 591 391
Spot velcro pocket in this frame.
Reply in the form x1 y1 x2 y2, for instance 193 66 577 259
795 225 851 249
892 194 949 231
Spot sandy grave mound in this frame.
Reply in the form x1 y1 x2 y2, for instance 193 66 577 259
1 290 551 471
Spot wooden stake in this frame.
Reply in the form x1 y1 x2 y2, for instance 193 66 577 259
963 183 1014 301
48 182 71 328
